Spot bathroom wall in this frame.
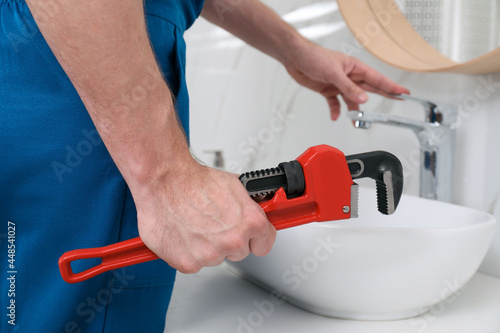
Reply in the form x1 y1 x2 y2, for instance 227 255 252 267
184 0 500 276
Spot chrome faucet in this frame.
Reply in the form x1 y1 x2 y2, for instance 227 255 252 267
347 94 457 202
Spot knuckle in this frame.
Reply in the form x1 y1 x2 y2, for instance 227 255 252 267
202 247 222 265
176 259 201 274
243 205 267 230
252 243 273 257
226 250 250 262
222 232 247 252
250 231 276 257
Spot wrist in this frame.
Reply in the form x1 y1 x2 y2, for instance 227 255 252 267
280 33 316 68
131 150 204 223
124 126 195 199
278 32 313 68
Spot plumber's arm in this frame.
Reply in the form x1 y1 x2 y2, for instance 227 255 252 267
25 0 275 273
201 0 409 120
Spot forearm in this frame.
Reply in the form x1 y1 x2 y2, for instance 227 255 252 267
201 0 308 66
26 0 192 193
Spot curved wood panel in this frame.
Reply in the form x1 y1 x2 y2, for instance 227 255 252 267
337 0 500 74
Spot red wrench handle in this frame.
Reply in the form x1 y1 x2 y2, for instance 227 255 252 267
58 237 158 284
59 145 353 284
58 198 293 284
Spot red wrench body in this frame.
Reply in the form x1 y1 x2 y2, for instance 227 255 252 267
59 145 353 283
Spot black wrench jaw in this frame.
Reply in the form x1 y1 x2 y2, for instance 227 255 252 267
346 151 404 215
239 161 305 199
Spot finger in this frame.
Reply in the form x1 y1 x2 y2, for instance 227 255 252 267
357 82 394 98
173 255 203 274
249 222 276 257
342 95 359 111
224 237 251 262
350 63 410 96
332 72 368 105
226 250 250 262
205 256 226 267
324 94 341 120
357 82 408 99
195 245 227 268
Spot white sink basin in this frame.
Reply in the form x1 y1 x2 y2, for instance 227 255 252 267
227 187 496 320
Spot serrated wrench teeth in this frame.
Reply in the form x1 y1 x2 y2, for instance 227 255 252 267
346 151 403 215
239 167 286 197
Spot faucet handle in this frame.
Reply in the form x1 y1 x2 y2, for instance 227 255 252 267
391 94 457 125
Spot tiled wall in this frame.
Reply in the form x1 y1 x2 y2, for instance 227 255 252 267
184 0 500 277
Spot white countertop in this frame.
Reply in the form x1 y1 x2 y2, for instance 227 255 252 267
164 265 500 333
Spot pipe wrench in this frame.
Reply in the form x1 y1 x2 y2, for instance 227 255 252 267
59 145 403 283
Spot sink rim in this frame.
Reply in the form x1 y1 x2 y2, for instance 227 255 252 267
313 215 495 233
310 188 496 232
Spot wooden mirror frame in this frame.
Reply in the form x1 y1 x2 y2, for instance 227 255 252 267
337 0 500 74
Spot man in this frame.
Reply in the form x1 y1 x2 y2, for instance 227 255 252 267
0 0 408 331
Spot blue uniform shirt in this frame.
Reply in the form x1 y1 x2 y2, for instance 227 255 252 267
0 0 204 332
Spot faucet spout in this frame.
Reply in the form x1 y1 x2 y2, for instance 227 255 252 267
348 110 429 134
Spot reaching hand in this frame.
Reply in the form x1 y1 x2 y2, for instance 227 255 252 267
135 161 277 274
285 41 410 120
